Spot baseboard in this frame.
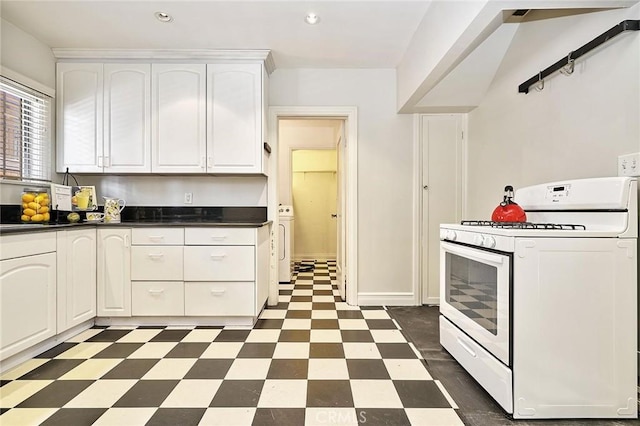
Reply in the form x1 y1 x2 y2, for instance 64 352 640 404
95 316 256 328
423 297 440 306
293 254 336 262
357 292 417 306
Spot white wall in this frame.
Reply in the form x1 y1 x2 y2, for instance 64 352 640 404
467 6 640 218
278 119 341 205
76 175 267 207
270 68 414 296
0 18 57 205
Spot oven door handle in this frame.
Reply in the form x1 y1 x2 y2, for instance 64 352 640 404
441 241 505 265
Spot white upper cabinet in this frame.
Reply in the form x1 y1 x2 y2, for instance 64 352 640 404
207 63 262 174
104 63 151 173
152 64 207 173
57 62 152 173
57 59 268 175
56 63 103 173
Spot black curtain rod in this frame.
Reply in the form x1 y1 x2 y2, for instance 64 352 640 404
518 19 639 94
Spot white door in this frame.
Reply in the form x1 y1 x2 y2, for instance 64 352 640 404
151 64 206 173
58 229 97 332
336 125 346 300
97 228 131 316
207 63 262 173
104 63 151 173
421 114 463 304
56 62 103 173
0 253 57 360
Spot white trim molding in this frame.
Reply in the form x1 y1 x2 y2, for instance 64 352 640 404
357 292 416 307
0 66 55 97
52 49 276 75
268 106 358 306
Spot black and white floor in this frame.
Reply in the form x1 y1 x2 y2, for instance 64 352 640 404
0 261 463 425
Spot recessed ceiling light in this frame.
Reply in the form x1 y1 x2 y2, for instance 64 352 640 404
155 12 173 23
304 13 320 25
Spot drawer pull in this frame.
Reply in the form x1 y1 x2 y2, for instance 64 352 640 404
457 338 477 358
210 289 226 296
148 253 165 259
210 253 227 259
210 235 227 240
148 289 164 295
148 235 165 241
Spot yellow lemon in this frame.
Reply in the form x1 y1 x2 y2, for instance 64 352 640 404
21 215 30 222
39 206 49 214
38 192 49 199
27 202 41 211
40 198 49 206
31 214 44 222
43 212 50 222
22 202 28 209
23 208 36 217
22 193 35 203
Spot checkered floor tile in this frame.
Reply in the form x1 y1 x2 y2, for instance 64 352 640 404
0 261 462 425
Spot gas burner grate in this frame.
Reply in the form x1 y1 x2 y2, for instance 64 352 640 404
461 220 586 230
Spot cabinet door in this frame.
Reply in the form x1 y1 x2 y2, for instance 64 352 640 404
152 64 206 173
57 229 97 332
207 64 262 174
1 253 56 360
104 64 151 173
56 62 104 173
97 229 131 316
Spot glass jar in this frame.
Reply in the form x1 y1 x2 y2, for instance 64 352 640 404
21 188 51 223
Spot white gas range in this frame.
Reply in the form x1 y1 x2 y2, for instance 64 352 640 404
439 177 637 420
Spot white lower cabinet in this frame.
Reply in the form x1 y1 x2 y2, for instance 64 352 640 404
1 248 57 360
185 282 254 316
132 281 184 316
183 246 254 281
97 228 131 316
57 228 97 332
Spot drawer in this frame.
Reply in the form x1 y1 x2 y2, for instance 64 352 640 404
185 281 254 316
131 246 184 280
184 246 254 281
132 281 184 316
440 316 513 413
132 228 184 245
0 232 56 260
184 228 255 246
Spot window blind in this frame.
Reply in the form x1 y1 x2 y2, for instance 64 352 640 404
0 76 52 182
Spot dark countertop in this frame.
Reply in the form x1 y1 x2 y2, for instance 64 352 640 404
0 221 272 235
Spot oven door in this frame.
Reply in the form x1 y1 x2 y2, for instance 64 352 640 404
440 241 510 365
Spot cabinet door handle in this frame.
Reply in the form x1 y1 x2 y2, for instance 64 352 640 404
207 156 212 168
148 289 164 295
210 289 226 296
210 235 227 240
148 253 164 259
210 253 227 259
200 156 205 169
98 156 104 167
104 156 110 167
124 234 130 248
148 235 165 241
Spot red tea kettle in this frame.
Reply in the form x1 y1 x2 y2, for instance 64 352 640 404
491 185 527 222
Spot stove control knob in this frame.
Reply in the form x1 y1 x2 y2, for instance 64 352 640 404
439 230 447 240
473 235 484 246
483 236 496 249
446 230 457 241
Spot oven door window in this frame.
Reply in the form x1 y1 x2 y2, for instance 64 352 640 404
445 252 498 335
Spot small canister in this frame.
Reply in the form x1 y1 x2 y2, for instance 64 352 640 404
21 188 51 223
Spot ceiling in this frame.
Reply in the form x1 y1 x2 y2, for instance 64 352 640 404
0 0 432 69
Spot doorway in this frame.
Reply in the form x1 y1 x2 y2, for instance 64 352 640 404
291 149 338 262
268 106 358 306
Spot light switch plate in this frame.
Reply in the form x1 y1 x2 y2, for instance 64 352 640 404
618 152 640 177
184 192 193 204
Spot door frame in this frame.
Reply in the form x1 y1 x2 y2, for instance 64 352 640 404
268 106 358 306
413 113 467 305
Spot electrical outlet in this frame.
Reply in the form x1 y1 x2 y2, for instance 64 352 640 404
618 152 640 177
184 192 193 204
